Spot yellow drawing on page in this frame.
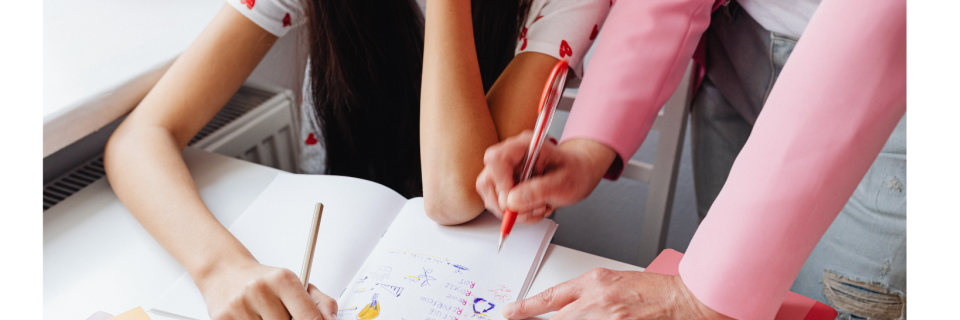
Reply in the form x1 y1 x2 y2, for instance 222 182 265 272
357 293 380 320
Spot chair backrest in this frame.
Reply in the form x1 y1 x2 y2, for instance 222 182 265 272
556 62 695 267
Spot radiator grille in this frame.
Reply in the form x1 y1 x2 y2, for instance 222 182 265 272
43 85 286 211
188 86 276 145
43 157 105 211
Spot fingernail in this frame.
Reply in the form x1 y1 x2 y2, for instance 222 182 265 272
506 191 520 210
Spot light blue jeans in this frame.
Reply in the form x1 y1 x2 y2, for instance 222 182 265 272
690 2 906 318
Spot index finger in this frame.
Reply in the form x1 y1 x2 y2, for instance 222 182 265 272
485 131 535 209
501 277 583 319
308 284 339 320
483 130 534 166
270 269 325 320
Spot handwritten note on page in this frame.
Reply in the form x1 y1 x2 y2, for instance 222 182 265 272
336 199 557 320
152 174 408 319
150 174 557 320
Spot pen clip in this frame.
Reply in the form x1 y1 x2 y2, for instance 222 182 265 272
517 60 569 183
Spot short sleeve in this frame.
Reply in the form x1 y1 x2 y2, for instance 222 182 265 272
226 0 305 37
516 0 611 78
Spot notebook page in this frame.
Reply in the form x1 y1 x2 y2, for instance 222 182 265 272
337 198 557 320
519 221 558 300
151 173 407 320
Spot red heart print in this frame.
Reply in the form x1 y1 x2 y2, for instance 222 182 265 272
535 15 544 22
590 24 599 40
521 38 528 51
305 133 318 145
283 13 291 27
519 27 528 39
559 40 572 58
240 0 255 9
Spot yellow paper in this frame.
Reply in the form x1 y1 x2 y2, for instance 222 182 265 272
108 307 151 320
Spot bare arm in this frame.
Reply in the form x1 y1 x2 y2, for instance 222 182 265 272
104 4 335 319
421 0 558 225
107 2 273 285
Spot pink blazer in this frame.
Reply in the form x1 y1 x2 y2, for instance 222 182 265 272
560 0 906 318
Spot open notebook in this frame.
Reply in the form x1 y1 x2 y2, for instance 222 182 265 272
151 173 557 320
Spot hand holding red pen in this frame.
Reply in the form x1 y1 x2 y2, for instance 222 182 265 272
476 131 617 225
483 59 572 251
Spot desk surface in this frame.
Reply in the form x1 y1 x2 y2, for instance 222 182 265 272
43 148 642 320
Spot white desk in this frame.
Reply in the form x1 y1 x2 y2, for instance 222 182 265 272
43 148 642 320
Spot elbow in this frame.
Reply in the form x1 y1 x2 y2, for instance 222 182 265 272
103 120 179 178
423 186 486 226
103 124 134 174
104 122 146 166
103 122 149 185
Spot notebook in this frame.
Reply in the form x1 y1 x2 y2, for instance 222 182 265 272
644 249 838 320
150 173 558 320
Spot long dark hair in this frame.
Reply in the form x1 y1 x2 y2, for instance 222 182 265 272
302 0 531 198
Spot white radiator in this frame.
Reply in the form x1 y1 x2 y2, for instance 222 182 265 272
43 84 301 211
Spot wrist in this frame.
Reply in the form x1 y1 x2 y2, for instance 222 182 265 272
672 275 734 320
559 138 617 179
191 248 259 294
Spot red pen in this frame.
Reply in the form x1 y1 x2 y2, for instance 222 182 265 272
499 59 569 252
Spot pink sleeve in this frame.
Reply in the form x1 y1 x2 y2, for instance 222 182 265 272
677 0 906 319
559 0 715 179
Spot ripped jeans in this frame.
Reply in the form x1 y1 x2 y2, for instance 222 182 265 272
690 2 906 319
791 117 906 320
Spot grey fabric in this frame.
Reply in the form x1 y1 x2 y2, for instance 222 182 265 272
691 1 796 220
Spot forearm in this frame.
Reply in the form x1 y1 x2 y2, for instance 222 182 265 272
678 0 906 319
486 52 558 141
420 0 498 224
105 126 255 284
104 3 275 284
560 0 713 178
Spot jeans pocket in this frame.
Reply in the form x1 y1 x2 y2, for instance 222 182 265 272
762 33 798 104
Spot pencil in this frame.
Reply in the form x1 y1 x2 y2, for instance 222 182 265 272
299 203 324 289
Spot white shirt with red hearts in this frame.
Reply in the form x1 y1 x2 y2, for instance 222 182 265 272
225 0 611 175
517 0 611 78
